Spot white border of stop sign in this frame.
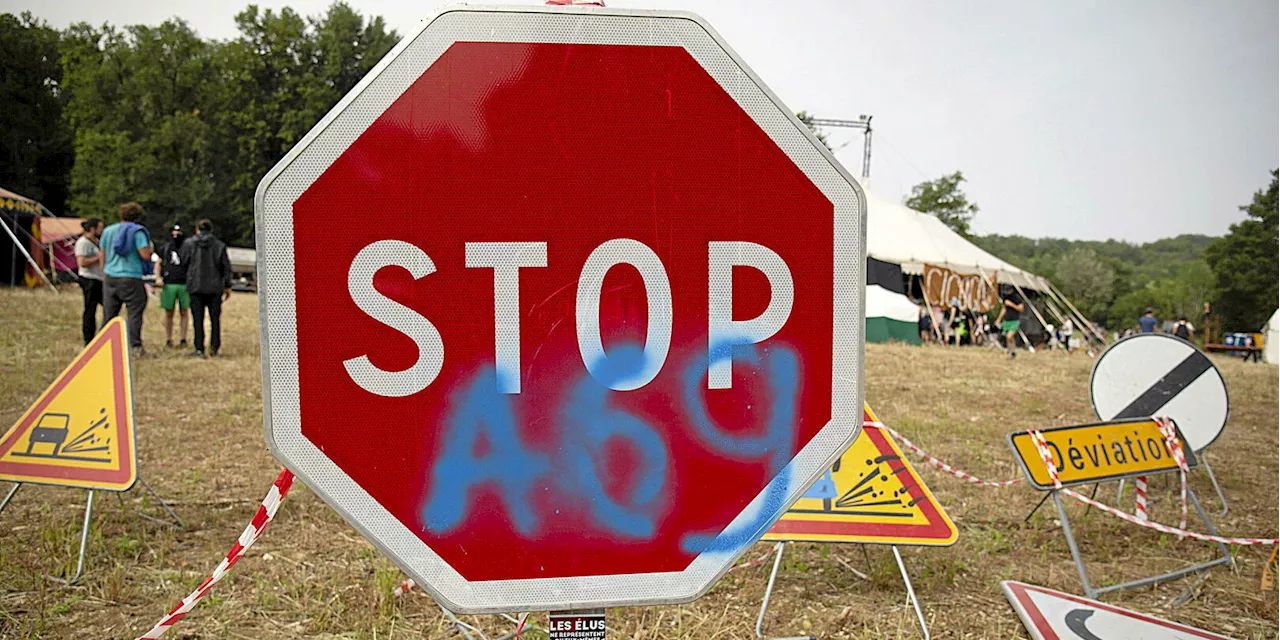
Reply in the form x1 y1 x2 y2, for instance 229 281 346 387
256 4 866 614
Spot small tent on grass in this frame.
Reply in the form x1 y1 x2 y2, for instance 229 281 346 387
1264 309 1279 364
0 187 54 290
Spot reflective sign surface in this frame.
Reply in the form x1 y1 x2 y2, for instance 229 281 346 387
258 6 865 612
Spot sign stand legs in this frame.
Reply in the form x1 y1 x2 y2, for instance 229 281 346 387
1116 462 1229 517
891 545 930 640
1053 487 1232 599
1198 458 1229 516
755 542 929 640
47 490 94 585
115 474 184 529
0 482 19 513
755 542 805 639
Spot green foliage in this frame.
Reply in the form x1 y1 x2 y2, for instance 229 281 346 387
0 12 74 213
975 233 1217 328
1204 170 1279 331
1052 248 1114 319
905 171 978 237
47 2 398 243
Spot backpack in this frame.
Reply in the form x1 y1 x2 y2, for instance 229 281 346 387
1174 323 1190 339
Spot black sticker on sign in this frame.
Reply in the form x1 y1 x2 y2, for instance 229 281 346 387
549 610 606 640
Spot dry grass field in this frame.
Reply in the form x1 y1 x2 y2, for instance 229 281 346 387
0 286 1276 639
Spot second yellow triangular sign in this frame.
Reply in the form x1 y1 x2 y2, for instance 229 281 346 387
766 403 957 546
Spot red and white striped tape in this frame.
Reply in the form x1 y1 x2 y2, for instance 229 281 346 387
1134 476 1149 522
136 469 296 640
1155 417 1190 533
873 421 1024 488
727 542 780 573
1023 428 1276 546
1060 485 1278 546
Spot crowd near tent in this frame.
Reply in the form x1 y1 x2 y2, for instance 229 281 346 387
858 187 1075 345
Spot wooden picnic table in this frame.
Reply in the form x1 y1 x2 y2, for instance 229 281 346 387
1204 342 1262 362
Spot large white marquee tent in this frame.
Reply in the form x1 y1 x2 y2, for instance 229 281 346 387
863 188 1049 291
860 187 1056 345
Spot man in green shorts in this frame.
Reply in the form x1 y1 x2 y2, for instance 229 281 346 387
156 224 191 348
995 285 1025 358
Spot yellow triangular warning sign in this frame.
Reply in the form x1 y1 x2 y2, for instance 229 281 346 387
0 317 136 491
765 403 957 546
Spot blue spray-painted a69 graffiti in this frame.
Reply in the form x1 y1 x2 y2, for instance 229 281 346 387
421 339 799 555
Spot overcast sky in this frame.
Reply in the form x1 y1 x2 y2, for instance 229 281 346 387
8 0 1277 242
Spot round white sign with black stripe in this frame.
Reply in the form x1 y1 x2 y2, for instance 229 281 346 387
1090 333 1229 452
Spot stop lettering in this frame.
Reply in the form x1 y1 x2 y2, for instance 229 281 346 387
258 6 865 613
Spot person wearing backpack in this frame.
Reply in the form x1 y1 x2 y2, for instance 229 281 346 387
179 219 232 357
1173 316 1195 342
99 202 154 355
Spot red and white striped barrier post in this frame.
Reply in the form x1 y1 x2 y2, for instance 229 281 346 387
1134 476 1149 522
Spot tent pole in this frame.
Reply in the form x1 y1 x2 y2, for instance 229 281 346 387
1005 273 1050 333
1041 296 1074 349
980 265 1049 332
1046 284 1106 346
0 213 56 293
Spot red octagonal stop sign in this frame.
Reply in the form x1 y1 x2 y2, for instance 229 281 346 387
257 5 865 613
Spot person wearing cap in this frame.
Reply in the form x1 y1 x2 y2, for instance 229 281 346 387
155 224 191 348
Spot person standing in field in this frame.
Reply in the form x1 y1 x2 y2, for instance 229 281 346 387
99 202 154 355
918 304 934 344
1138 308 1160 333
180 219 232 358
946 297 963 346
1172 316 1195 342
994 285 1024 358
1060 317 1074 353
155 224 191 349
74 218 105 344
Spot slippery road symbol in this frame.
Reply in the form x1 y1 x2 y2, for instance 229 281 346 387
1064 609 1105 640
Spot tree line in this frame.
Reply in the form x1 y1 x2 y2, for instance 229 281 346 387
912 171 1277 333
1 5 397 246
5 6 1276 331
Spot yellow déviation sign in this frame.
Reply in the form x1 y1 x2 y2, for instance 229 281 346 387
1007 418 1197 490
0 317 137 491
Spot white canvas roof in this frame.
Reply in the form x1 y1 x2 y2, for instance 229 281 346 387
864 188 1049 291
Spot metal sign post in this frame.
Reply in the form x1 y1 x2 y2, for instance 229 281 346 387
753 541 930 640
1008 419 1232 598
256 4 866 614
1090 333 1231 514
